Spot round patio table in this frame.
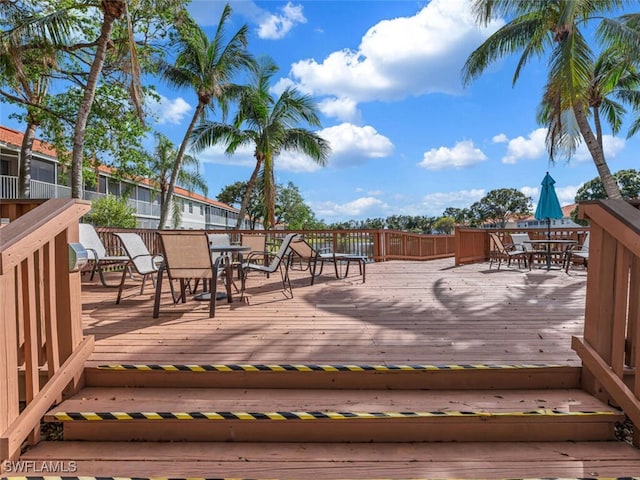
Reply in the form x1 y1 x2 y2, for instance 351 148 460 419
195 245 251 301
524 239 577 270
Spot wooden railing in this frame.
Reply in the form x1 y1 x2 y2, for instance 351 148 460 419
0 199 94 466
454 226 591 266
570 199 640 442
94 227 456 262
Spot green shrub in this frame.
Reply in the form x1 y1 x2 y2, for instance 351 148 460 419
85 195 137 228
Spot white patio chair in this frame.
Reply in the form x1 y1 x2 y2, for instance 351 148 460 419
113 232 163 304
564 232 590 272
79 223 129 287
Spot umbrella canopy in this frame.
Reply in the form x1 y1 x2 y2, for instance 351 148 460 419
535 172 563 221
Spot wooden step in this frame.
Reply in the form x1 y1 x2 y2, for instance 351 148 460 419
17 440 640 478
85 363 581 390
44 386 622 442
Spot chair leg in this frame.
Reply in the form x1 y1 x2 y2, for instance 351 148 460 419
153 266 165 318
115 266 129 304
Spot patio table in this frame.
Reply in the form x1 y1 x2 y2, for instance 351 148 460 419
524 239 577 270
195 245 251 301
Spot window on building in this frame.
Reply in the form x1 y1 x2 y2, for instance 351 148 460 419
108 180 120 196
0 159 9 176
200 205 204 216
189 202 193 214
98 176 107 194
137 186 151 203
31 159 55 183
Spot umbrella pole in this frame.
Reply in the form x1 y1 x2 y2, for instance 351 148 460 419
546 218 551 269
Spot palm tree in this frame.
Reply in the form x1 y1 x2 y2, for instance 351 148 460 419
0 3 69 198
191 57 331 229
147 133 208 228
157 4 253 229
462 0 638 199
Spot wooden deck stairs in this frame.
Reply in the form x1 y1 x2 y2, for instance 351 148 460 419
12 363 640 478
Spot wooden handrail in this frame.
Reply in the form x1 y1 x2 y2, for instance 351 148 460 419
0 199 92 465
571 199 640 445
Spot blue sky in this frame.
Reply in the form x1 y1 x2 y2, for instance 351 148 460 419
5 0 640 223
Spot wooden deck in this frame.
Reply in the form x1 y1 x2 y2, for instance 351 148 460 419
81 258 589 367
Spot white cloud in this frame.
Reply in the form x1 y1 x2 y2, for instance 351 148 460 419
318 97 360 123
499 128 626 164
285 0 502 114
492 133 508 143
258 2 306 39
574 135 626 163
555 185 580 205
196 143 255 167
147 94 192 125
196 123 393 172
520 186 538 199
418 140 488 170
501 128 547 164
420 189 485 216
313 197 389 219
320 123 394 168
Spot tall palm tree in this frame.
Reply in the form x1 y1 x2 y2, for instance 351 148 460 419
0 3 69 198
191 57 331 229
539 47 640 164
462 0 637 199
147 133 208 228
157 4 253 229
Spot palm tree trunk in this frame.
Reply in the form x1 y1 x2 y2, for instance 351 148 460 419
573 102 622 199
158 102 203 229
263 151 275 229
70 1 121 199
18 121 37 198
235 157 262 229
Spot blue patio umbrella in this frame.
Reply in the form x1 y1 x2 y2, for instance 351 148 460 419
535 172 563 240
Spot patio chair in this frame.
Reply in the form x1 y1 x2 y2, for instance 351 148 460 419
488 232 529 270
153 231 230 318
289 235 367 284
79 223 130 287
564 232 590 273
241 233 267 264
510 232 545 269
240 233 298 299
113 232 163 304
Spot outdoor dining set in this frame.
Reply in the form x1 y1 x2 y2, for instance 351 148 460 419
78 224 369 318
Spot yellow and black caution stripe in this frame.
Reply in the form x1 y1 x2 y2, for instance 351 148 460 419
96 363 564 372
52 409 617 422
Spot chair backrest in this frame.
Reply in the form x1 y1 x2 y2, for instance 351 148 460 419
489 233 508 254
241 233 266 253
510 233 534 252
79 223 107 259
157 231 213 279
582 232 590 251
289 236 317 261
114 232 158 275
266 233 299 271
208 233 232 259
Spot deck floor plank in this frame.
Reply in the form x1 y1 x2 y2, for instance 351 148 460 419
81 259 588 367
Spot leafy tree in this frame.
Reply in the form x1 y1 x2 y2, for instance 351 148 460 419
462 1 640 199
157 5 253 228
433 216 456 235
470 188 532 228
276 182 319 230
576 168 640 202
217 180 264 229
84 194 136 228
0 3 67 198
146 133 208 229
2 0 188 198
442 207 475 226
191 57 330 229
